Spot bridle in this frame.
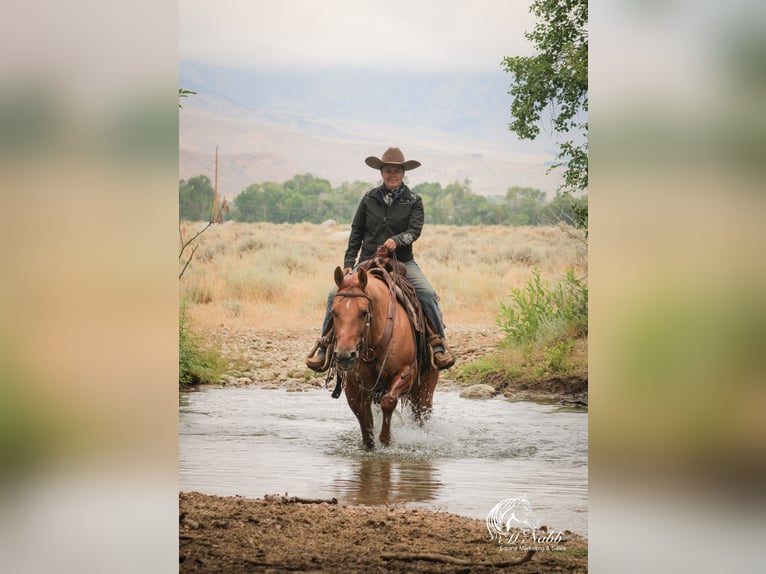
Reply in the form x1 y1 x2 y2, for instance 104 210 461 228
327 264 418 400
333 289 375 362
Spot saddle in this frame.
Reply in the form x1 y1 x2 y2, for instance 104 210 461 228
359 248 437 344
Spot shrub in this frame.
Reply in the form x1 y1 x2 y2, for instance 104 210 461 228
222 300 244 317
544 339 575 373
225 268 284 302
179 306 226 385
497 268 587 346
186 281 213 304
452 353 521 387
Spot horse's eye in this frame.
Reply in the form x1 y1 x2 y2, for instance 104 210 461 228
359 309 369 319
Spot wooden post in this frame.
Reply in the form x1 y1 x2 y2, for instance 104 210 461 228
212 145 219 222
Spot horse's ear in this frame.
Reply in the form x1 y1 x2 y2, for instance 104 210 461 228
358 267 367 290
334 266 344 288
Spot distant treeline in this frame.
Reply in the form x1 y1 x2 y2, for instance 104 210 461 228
179 173 586 227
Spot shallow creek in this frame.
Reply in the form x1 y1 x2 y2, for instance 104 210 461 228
179 387 587 534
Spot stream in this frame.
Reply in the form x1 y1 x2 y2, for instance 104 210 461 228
179 387 587 534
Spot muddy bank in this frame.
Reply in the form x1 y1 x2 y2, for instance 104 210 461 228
193 324 587 404
179 491 588 573
180 326 588 570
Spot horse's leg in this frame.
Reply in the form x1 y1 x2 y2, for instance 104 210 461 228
379 364 416 445
410 368 439 425
345 385 375 450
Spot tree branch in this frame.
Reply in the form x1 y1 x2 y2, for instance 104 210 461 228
178 242 200 280
179 221 213 260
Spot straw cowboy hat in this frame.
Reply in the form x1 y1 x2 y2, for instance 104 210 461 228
364 147 421 171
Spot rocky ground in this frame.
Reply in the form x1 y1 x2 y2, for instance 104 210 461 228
197 323 587 404
181 323 588 572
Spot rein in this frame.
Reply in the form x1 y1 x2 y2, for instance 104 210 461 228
331 255 418 399
334 282 396 363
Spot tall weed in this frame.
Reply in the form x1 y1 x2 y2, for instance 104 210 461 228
179 305 226 385
497 268 587 346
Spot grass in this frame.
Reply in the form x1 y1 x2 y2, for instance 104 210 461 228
179 221 585 331
452 352 523 387
452 339 587 391
179 306 228 386
178 221 587 386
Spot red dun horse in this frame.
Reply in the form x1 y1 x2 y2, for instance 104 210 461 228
330 265 438 449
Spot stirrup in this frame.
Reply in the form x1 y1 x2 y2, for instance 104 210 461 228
306 333 333 358
431 341 455 370
306 338 331 372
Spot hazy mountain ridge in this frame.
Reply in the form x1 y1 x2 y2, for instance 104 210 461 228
179 62 562 198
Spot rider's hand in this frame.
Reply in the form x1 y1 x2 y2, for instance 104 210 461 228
343 266 353 276
383 238 397 252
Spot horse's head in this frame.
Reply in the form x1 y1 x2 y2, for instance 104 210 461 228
331 266 372 371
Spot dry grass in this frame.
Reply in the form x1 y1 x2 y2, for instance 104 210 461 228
179 221 586 334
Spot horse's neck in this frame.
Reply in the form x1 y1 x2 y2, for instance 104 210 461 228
367 277 393 332
367 277 388 323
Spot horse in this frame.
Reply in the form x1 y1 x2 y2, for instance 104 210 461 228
329 264 438 449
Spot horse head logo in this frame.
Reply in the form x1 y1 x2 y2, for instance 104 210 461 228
486 495 540 542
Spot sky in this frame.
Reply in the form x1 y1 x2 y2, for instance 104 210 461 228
180 0 537 72
178 0 561 194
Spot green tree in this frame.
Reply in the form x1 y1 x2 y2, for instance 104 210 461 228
178 88 196 109
412 182 447 224
443 180 473 225
327 180 370 223
502 0 588 229
232 183 263 222
539 191 588 228
505 186 546 225
284 173 331 197
179 175 215 221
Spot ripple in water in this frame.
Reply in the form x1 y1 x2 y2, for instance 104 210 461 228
179 387 588 534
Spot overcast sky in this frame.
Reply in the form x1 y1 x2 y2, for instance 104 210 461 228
180 0 537 72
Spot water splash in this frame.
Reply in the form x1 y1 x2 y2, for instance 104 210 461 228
179 387 587 533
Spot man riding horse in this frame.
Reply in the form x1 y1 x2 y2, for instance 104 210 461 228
306 147 455 372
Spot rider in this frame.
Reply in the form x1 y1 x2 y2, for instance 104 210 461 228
306 147 455 372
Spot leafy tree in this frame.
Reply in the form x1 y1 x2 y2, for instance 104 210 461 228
179 175 216 221
221 173 588 228
502 0 588 230
232 183 264 222
505 186 546 225
326 181 370 222
178 88 196 109
539 191 588 228
412 182 447 224
284 173 331 197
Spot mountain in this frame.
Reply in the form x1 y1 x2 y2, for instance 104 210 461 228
179 62 562 198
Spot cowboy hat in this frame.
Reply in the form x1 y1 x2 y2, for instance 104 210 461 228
364 147 421 171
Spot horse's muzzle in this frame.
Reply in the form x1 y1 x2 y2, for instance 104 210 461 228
334 350 357 371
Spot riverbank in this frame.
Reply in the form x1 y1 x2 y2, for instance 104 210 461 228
179 491 588 573
184 323 588 405
180 324 588 570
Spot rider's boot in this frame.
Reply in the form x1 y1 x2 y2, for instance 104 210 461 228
429 334 455 370
306 334 332 372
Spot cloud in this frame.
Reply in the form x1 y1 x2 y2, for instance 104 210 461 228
180 0 536 72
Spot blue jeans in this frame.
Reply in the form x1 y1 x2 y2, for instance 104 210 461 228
320 259 446 340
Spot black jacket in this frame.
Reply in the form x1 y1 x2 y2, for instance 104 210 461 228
344 184 424 269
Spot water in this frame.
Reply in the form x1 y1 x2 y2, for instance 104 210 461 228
179 387 588 534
